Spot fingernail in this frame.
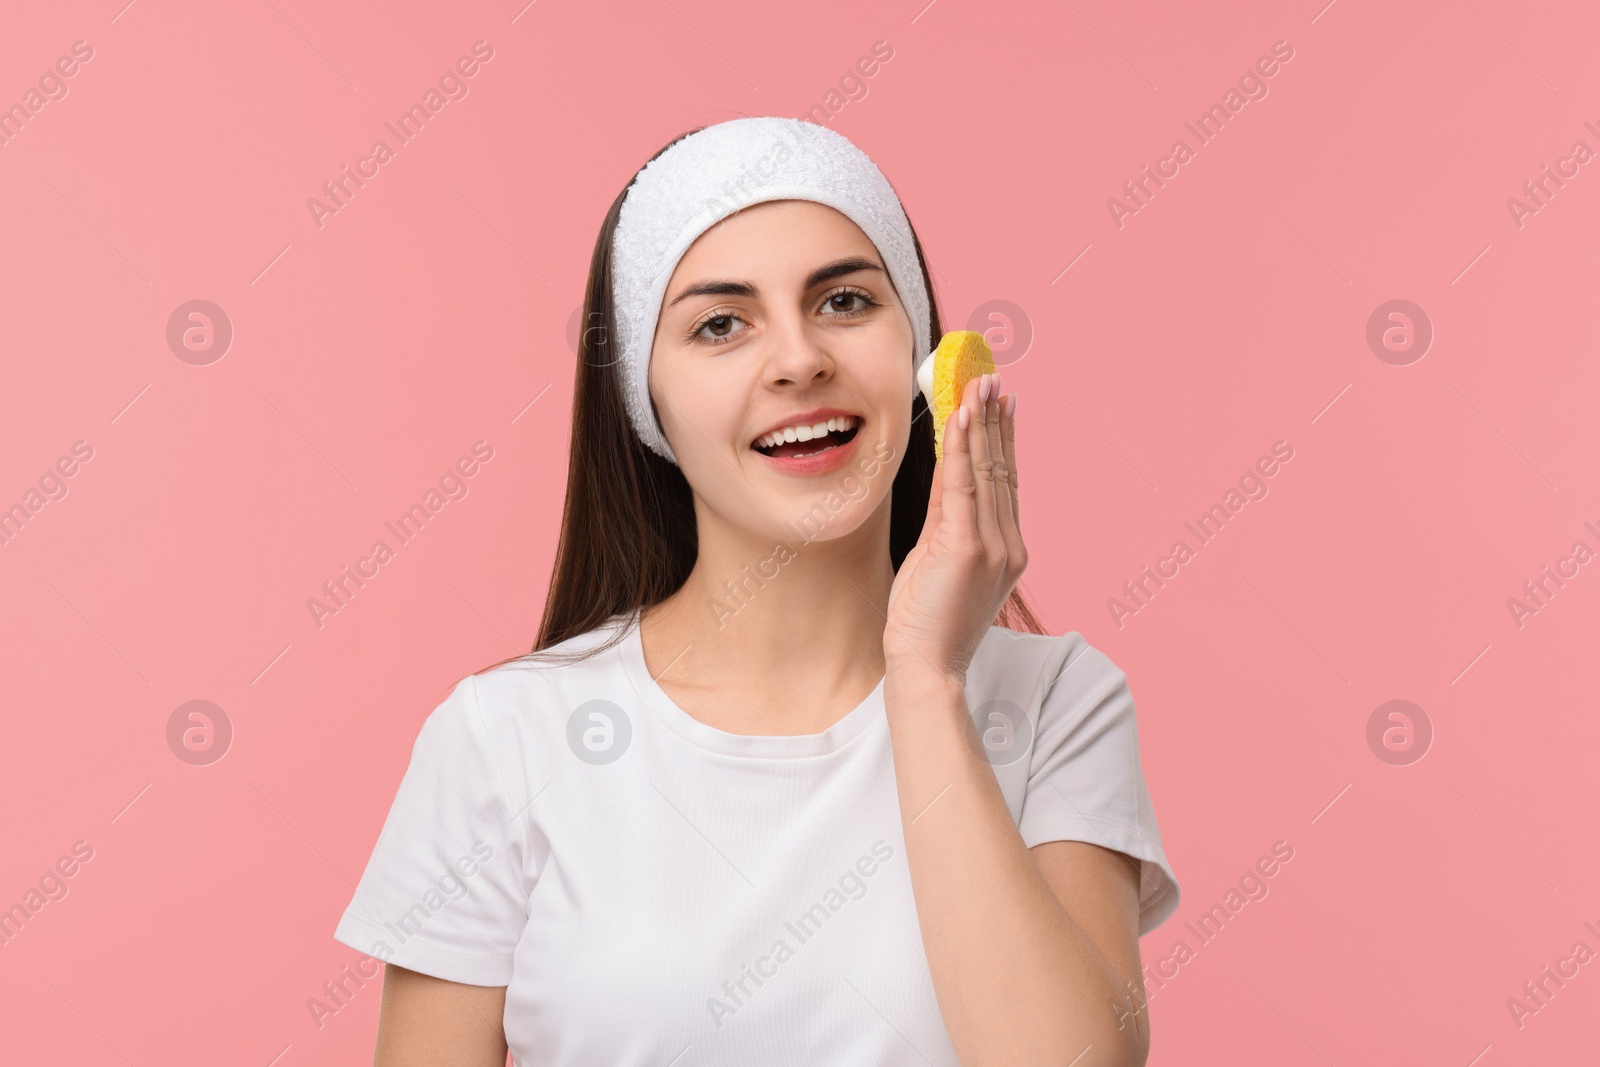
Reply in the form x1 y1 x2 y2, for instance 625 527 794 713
979 374 991 404
992 371 1003 397
1009 392 1018 417
958 405 970 430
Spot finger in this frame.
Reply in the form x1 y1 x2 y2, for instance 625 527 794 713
919 455 944 548
984 370 1007 503
996 390 1023 564
971 372 1004 555
939 375 981 543
981 373 1011 545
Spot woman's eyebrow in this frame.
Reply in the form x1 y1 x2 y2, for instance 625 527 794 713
665 256 885 309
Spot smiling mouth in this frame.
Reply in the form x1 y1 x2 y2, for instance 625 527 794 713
752 422 861 460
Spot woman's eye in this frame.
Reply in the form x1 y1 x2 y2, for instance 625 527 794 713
691 313 748 345
825 289 879 317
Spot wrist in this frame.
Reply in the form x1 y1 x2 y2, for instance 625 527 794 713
883 666 986 764
883 661 967 706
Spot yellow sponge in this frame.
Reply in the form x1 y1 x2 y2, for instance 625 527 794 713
917 330 996 461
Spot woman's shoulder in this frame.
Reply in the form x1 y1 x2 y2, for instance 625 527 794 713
392 616 638 782
973 624 1128 704
472 614 628 678
976 623 1100 670
448 613 638 726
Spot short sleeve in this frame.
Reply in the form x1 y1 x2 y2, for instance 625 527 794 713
1016 637 1181 937
333 675 531 985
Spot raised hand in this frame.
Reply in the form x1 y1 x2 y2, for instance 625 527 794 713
884 371 1025 684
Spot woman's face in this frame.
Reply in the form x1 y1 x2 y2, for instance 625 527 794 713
648 199 915 541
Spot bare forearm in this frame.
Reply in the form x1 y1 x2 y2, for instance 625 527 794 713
884 671 1145 1066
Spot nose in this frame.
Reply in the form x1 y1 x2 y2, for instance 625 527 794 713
762 308 834 387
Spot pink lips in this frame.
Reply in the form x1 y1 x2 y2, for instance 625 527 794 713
752 425 863 476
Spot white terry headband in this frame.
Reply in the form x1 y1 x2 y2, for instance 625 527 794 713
609 116 932 466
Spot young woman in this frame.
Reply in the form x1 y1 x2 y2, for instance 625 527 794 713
335 116 1179 1067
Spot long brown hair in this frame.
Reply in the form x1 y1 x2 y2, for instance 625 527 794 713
482 125 1045 673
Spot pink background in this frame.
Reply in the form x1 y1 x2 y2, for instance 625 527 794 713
2 0 1597 1062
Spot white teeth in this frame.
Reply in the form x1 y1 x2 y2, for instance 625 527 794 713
755 415 857 451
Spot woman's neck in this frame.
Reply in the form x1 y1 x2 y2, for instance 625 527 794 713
637 512 896 730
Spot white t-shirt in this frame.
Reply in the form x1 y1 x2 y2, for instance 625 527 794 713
334 612 1180 1065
